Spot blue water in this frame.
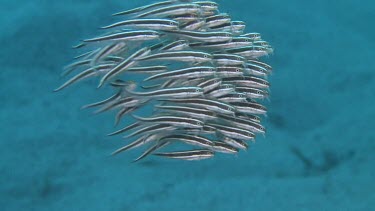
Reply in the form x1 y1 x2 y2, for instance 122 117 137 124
1 1 374 210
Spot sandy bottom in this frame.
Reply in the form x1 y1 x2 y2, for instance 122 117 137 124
1 1 374 210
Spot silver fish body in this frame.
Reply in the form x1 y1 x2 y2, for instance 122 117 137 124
133 140 170 162
98 47 151 87
162 134 213 148
155 105 217 120
160 40 190 51
217 93 247 103
217 114 266 134
205 84 235 98
126 87 204 98
181 20 206 31
205 13 231 28
111 134 161 155
159 98 236 115
210 141 239 154
198 78 222 92
225 46 270 59
167 30 233 43
235 87 269 99
136 4 202 18
222 76 270 89
194 1 218 11
84 30 162 43
101 19 179 31
153 150 214 160
208 123 255 140
222 137 248 150
133 115 204 128
231 101 267 115
213 53 246 66
113 1 177 16
144 66 216 81
135 51 213 63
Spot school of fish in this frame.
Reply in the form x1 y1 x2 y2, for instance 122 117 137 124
56 0 274 162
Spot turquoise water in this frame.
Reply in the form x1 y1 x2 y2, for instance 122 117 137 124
1 1 374 210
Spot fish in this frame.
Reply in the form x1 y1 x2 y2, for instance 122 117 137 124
62 59 93 76
111 134 160 155
90 42 127 67
132 115 204 128
55 64 114 92
136 4 202 18
113 1 177 16
208 123 255 140
73 50 97 60
125 87 204 98
230 21 246 34
215 66 244 77
101 19 179 31
212 53 246 66
153 150 215 160
189 37 252 50
240 32 261 40
162 134 213 148
225 46 270 59
222 76 270 89
133 140 170 162
180 20 206 31
245 62 271 77
165 30 233 43
210 141 239 154
235 87 269 99
155 105 217 120
217 114 266 134
183 125 217 135
230 101 268 115
222 137 248 150
205 13 231 28
198 78 222 92
98 47 151 87
125 124 176 138
108 122 142 136
247 60 273 71
127 65 168 73
166 14 199 22
84 30 163 43
58 0 273 162
193 1 218 11
134 51 213 63
94 97 143 114
217 93 247 103
160 40 190 51
205 84 235 98
143 66 216 81
81 92 121 110
235 113 261 123
109 80 137 89
159 98 236 115
114 105 143 126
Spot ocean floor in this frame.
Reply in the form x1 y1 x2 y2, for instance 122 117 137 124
1 0 374 210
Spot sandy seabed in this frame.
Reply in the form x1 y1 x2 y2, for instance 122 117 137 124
1 1 374 210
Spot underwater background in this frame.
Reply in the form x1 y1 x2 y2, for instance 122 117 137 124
1 0 374 210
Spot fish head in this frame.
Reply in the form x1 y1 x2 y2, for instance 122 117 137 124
203 150 215 157
189 119 204 128
189 87 204 97
246 131 255 140
152 31 163 38
226 106 235 113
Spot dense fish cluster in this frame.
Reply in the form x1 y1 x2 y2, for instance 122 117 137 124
56 0 273 162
